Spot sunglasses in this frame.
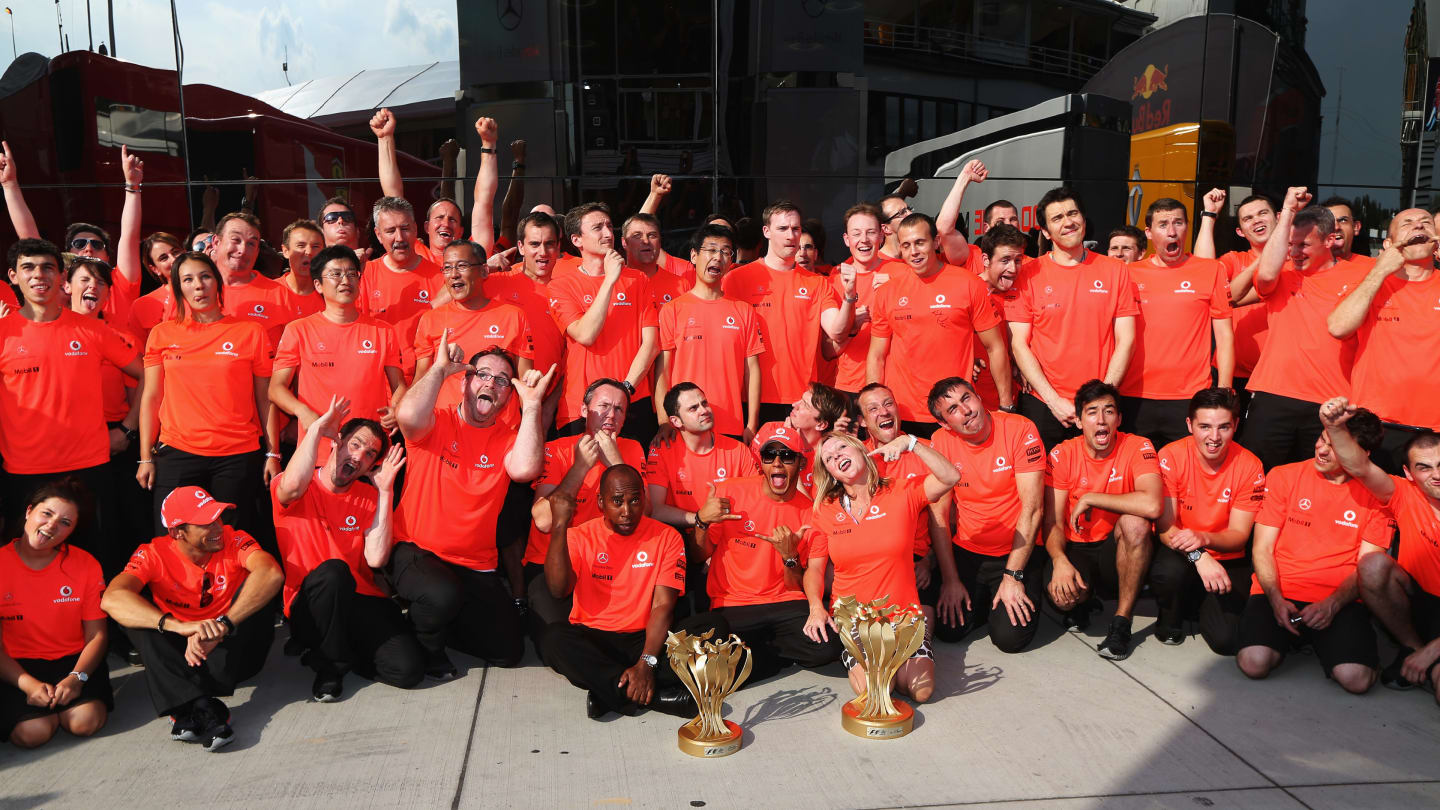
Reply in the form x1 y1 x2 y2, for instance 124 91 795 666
192 235 214 252
322 211 356 225
70 237 106 251
759 447 801 464
198 571 214 608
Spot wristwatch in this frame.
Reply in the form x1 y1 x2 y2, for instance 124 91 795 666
1186 549 1206 563
998 403 1019 414
782 556 800 569
122 426 139 442
1003 568 1025 582
639 653 659 668
215 614 236 635
620 380 636 396
68 670 89 683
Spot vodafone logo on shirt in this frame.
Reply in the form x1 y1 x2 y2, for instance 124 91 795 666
341 515 361 532
993 455 1012 473
1335 509 1359 529
359 339 377 355
1219 487 1232 503
252 303 269 319
723 316 740 331
488 324 501 335
1089 279 1109 294
1107 467 1123 484
613 291 632 307
1174 280 1195 294
794 286 811 300
414 290 431 304
716 467 728 480
475 453 496 470
54 584 79 604
632 549 653 569
864 504 888 520
930 293 950 310
215 341 239 357
64 339 87 357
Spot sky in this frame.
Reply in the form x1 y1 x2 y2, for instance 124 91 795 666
0 0 1416 207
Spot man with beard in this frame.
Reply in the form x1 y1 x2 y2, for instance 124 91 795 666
524 380 647 635
1148 388 1265 651
867 213 1012 438
389 334 552 679
1043 380 1162 660
1008 189 1138 451
1328 210 1440 472
686 426 842 682
655 224 763 441
927 377 1046 653
1118 198 1234 448
542 464 717 720
359 197 444 381
272 396 422 701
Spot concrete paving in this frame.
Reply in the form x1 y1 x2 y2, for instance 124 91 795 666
2 605 1438 809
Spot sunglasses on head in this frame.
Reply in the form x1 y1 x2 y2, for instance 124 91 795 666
759 447 801 464
322 211 356 225
70 237 106 251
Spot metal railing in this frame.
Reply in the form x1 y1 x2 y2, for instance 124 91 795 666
862 20 1108 82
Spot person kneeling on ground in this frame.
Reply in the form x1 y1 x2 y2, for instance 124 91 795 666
273 395 423 702
102 486 283 752
541 462 724 720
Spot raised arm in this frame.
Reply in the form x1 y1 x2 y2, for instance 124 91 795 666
1192 188 1226 259
565 252 623 346
1319 396 1395 502
116 145 144 286
503 363 556 482
275 395 349 506
364 443 406 568
1254 187 1309 297
1329 249 1401 339
396 328 465 442
936 160 987 265
0 141 39 239
470 117 499 255
498 139 528 243
370 108 403 199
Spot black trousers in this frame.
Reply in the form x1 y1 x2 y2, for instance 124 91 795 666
150 444 265 542
523 561 573 650
935 546 1044 653
126 616 274 717
1020 392 1081 452
4 463 116 570
541 612 727 715
289 560 425 689
694 600 841 682
1045 536 1121 605
1148 546 1253 655
900 420 940 440
1240 391 1323 471
386 541 523 666
1117 396 1191 450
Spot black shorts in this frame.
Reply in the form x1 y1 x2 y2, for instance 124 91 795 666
1237 594 1379 672
1412 584 1440 644
0 652 114 739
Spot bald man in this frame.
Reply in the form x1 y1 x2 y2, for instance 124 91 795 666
1328 208 1440 472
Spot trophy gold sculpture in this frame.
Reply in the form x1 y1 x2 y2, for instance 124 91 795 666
665 629 753 758
831 595 927 739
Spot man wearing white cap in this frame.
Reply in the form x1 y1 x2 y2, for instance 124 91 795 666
102 485 283 752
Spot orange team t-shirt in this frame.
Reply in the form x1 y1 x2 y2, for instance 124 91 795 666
524 434 647 566
658 293 766 436
222 272 303 353
271 472 386 615
0 281 17 309
0 309 138 474
552 254 582 279
971 285 1020 410
0 543 106 660
485 270 566 379
1246 259 1369 405
749 422 816 494
358 256 444 378
1121 256 1232 399
393 409 518 570
144 317 271 457
644 434 759 512
1249 461 1392 602
828 261 898 393
278 274 325 318
1344 253 1377 271
931 411 1047 556
412 299 535 409
1218 249 1268 377
122 527 261 622
663 253 696 277
548 268 658 424
811 476 930 609
1350 272 1440 429
706 475 815 607
1046 432 1160 544
128 286 175 344
722 261 840 404
1157 438 1265 561
870 264 1002 422
567 515 687 632
1385 476 1440 595
866 436 939 557
1007 252 1139 403
98 321 139 423
273 313 401 431
101 271 139 330
647 268 695 310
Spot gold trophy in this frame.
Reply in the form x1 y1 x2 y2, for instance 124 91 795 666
831 595 927 739
665 629 753 758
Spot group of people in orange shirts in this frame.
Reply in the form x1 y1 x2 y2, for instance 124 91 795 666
1 112 1439 755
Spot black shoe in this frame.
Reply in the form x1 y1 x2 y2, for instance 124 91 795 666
1381 647 1418 690
169 710 200 742
194 697 234 752
313 670 344 703
127 648 145 668
649 686 697 719
586 691 607 720
1063 605 1092 633
283 635 309 657
425 650 459 681
1097 616 1134 660
1156 627 1185 646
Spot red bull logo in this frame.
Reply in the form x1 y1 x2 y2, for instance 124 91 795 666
1131 64 1169 101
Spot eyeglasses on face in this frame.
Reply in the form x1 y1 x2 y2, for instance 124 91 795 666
759 447 801 464
321 270 362 281
322 211 356 225
466 369 513 389
697 246 735 260
70 238 106 251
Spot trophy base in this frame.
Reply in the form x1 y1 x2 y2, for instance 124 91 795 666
677 721 743 758
841 697 914 739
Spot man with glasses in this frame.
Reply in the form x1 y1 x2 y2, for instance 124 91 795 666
655 224 763 442
879 191 916 262
102 485 284 752
412 240 534 409
389 336 553 679
271 245 407 444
